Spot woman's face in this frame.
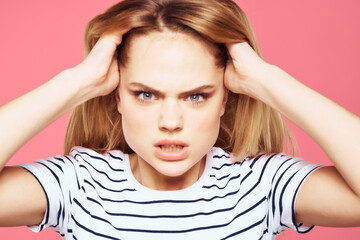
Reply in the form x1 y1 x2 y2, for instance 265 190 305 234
117 31 226 180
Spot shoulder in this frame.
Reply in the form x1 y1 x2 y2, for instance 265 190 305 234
208 148 292 169
242 152 319 171
69 146 127 164
240 153 322 193
25 147 129 175
244 153 292 171
209 149 321 178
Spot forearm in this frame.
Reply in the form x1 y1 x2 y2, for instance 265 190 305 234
257 65 360 195
0 69 86 171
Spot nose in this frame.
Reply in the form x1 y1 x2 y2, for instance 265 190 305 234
158 99 183 132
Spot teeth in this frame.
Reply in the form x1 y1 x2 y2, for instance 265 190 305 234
160 145 184 152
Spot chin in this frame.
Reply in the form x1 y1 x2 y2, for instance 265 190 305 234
156 161 193 178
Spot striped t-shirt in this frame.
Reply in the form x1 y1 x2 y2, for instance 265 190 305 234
20 147 321 239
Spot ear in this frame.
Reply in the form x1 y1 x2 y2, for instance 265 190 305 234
115 88 122 114
220 89 228 117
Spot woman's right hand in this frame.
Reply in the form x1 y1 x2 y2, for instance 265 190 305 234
0 28 130 227
72 29 129 101
0 29 129 169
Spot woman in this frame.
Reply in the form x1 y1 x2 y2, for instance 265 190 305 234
0 0 359 239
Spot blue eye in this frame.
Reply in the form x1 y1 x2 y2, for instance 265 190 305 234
189 94 201 102
141 92 153 100
187 93 209 104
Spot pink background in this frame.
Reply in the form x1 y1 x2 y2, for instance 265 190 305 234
0 0 359 239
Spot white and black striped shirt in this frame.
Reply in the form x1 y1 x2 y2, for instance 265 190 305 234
20 147 321 239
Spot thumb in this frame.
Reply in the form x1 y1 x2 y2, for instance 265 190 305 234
224 56 242 94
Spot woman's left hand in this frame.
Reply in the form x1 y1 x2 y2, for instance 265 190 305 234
225 41 360 228
224 42 274 100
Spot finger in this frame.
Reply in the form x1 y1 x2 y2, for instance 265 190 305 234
86 28 130 68
102 54 120 95
104 28 131 45
109 52 121 77
225 42 236 52
224 60 236 90
225 42 242 54
225 42 252 59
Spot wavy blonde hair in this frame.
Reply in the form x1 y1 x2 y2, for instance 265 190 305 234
64 0 295 157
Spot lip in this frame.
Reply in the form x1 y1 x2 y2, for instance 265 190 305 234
155 139 189 147
154 139 189 161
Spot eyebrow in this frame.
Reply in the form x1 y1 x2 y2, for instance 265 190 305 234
128 82 216 98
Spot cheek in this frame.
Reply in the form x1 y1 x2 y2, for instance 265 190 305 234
121 101 156 149
193 108 220 127
119 90 149 130
186 104 222 143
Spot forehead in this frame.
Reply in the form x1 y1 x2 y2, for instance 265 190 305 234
121 31 223 88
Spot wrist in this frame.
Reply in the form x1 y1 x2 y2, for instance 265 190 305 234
65 66 106 102
241 63 280 103
49 68 92 107
251 64 306 114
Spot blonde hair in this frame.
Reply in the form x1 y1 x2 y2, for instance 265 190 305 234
64 0 295 158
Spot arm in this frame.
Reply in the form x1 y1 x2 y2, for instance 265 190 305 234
0 30 127 226
225 42 360 226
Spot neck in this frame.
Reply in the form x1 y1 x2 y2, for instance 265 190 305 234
129 154 206 191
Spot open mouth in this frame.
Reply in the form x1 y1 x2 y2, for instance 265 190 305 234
154 141 189 160
159 145 185 152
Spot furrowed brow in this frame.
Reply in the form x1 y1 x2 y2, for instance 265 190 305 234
128 83 165 98
128 82 215 97
179 85 216 98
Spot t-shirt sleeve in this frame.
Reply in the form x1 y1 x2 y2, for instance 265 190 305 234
252 153 323 234
19 155 79 233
